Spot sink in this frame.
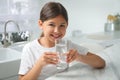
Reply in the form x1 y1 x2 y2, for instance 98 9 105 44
9 42 26 52
9 44 24 52
0 48 21 79
0 42 26 79
0 48 21 63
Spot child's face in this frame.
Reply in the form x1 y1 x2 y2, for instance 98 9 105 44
39 15 68 43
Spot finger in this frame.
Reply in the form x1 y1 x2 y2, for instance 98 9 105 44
45 52 57 56
67 49 77 62
67 49 75 59
44 52 58 59
67 49 73 59
47 58 58 64
67 54 76 63
44 54 58 64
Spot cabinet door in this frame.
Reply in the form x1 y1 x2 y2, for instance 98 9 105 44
3 76 18 80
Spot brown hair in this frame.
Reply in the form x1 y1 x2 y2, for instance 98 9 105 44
40 2 68 37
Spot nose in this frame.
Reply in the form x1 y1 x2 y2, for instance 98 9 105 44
54 27 59 33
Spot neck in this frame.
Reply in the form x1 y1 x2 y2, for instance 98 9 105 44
38 37 55 48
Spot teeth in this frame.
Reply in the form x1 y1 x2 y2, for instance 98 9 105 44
53 35 59 37
54 36 59 39
54 35 59 37
51 33 61 40
52 35 60 38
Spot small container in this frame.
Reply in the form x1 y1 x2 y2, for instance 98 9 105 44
104 23 115 32
104 14 120 32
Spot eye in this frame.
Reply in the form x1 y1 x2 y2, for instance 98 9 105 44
60 24 65 28
49 23 55 27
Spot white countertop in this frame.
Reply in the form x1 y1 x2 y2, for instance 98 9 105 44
46 60 119 80
46 31 120 80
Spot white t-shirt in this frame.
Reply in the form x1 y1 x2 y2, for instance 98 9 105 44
18 39 88 80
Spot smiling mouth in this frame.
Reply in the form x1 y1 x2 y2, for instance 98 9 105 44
51 34 62 39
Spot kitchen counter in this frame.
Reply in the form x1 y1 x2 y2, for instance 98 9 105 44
46 61 118 80
46 43 120 80
0 42 25 79
86 31 120 40
46 31 120 80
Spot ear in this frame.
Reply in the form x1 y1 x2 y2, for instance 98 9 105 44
38 20 43 29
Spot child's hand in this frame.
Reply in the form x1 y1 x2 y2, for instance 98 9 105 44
67 49 78 63
39 52 59 66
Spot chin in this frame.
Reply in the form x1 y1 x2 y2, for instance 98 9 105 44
49 37 56 43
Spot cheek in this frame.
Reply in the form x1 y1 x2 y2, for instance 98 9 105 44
60 29 66 37
44 28 52 35
62 29 67 34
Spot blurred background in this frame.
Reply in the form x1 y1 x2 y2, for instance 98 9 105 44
0 0 120 38
0 0 120 80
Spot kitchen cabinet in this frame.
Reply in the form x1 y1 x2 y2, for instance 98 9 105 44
3 76 18 80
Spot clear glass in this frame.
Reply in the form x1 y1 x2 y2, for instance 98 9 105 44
55 38 69 72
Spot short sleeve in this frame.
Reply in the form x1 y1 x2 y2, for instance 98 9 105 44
67 40 89 55
18 44 33 75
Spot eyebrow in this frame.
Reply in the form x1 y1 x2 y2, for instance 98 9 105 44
49 22 66 25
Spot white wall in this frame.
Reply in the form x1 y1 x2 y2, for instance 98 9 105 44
0 0 120 38
37 0 120 37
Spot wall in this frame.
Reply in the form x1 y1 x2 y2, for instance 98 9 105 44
38 0 120 37
0 0 41 39
0 0 120 38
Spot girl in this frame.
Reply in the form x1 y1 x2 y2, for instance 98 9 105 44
18 2 105 80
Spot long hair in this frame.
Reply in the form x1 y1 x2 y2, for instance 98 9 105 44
39 2 68 37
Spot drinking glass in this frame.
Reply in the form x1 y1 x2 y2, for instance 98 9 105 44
55 38 69 71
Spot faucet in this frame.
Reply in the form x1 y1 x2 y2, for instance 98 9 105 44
2 20 20 47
